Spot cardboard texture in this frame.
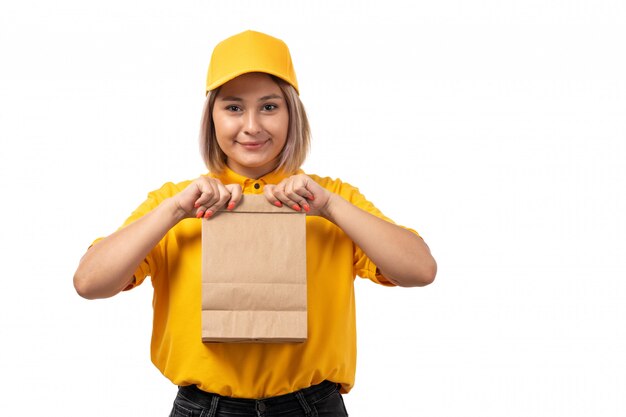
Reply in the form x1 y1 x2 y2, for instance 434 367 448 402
202 194 307 343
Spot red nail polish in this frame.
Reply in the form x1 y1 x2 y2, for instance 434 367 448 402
292 204 301 211
303 204 310 213
274 201 283 207
227 202 236 210
196 211 204 218
204 210 213 218
194 202 200 208
309 195 315 201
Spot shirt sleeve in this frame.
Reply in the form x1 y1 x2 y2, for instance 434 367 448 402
340 183 422 287
89 183 178 291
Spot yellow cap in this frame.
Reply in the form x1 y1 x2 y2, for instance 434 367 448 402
206 30 299 94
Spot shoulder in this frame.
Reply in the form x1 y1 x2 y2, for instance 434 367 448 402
304 171 391 220
304 172 365 200
306 172 355 192
118 177 196 228
139 177 196 206
150 179 194 196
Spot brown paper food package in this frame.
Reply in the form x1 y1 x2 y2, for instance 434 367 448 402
202 194 307 343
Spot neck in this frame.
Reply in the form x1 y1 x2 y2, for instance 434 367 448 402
226 162 279 179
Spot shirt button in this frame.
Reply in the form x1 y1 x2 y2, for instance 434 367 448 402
257 402 266 412
254 183 261 190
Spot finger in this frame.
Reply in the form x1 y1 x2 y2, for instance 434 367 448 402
263 184 285 208
194 179 222 218
193 181 211 209
194 179 220 210
284 179 313 212
273 182 301 212
225 184 243 210
193 183 212 218
204 182 232 218
287 180 313 200
290 176 315 199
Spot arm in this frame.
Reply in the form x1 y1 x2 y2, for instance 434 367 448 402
73 178 242 299
263 175 437 287
321 194 436 287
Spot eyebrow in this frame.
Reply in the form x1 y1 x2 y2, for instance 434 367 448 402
219 94 283 102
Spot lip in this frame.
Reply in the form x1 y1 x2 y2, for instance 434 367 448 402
235 139 270 150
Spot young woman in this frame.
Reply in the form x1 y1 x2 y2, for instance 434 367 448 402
74 30 436 417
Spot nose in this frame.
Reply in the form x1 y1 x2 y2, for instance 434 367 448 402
243 111 262 136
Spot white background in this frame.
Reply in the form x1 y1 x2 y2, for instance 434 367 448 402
1 1 625 416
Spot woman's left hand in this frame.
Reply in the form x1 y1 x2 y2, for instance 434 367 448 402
263 174 333 217
266 173 436 286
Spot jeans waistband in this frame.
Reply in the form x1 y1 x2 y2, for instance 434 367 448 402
178 380 338 413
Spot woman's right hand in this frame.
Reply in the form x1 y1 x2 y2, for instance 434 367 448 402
74 176 242 299
172 176 242 219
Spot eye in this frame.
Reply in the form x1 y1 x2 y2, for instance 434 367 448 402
262 104 278 111
226 105 242 112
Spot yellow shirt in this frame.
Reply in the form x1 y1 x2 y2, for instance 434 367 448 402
98 168 419 398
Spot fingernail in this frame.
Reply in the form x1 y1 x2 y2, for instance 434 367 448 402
194 202 200 208
292 204 301 211
309 195 315 201
227 202 236 210
274 201 283 207
303 204 310 213
196 211 204 218
204 210 213 218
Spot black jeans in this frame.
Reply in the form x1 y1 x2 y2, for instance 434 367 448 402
169 380 349 417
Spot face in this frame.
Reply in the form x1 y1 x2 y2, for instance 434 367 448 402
212 72 289 179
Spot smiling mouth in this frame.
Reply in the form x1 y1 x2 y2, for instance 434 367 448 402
235 139 270 149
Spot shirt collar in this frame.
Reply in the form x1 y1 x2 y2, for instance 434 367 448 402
210 166 303 193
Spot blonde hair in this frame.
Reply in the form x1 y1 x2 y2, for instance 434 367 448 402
199 75 310 175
